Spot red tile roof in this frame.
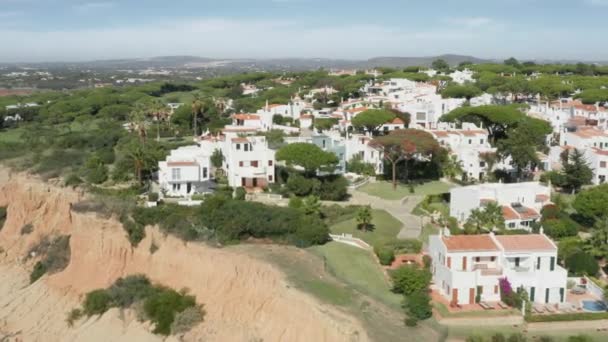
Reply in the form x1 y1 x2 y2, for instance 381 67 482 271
442 235 499 252
233 114 260 120
494 235 555 251
535 194 550 203
502 206 519 221
391 117 405 125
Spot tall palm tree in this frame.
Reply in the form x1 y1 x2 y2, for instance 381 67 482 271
129 104 147 144
149 100 169 142
191 95 203 138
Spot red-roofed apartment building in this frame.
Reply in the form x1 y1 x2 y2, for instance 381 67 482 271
450 182 551 231
429 231 567 305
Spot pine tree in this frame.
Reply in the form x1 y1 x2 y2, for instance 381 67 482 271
563 149 593 193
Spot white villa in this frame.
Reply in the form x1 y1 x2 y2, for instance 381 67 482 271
429 231 567 305
427 123 496 181
450 182 551 230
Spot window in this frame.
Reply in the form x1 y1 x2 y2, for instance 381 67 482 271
480 139 484 144
239 161 244 167
268 175 273 181
475 257 480 262
251 160 259 167
236 144 241 150
490 256 496 262
203 167 208 178
171 168 181 181
537 257 541 270
268 160 273 166
322 140 326 148
515 257 520 267
244 144 249 152
508 222 516 228
480 161 486 167
172 183 181 191
468 139 472 144
601 161 607 168
550 256 555 271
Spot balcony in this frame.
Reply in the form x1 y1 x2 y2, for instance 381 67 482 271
473 264 502 276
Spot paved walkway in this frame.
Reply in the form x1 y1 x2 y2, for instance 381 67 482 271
324 188 428 239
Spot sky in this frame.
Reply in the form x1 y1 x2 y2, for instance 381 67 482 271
0 0 606 63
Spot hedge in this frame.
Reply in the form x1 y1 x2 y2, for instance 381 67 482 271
525 312 608 323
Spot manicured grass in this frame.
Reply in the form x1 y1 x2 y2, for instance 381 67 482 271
311 242 402 309
434 301 519 318
330 209 402 246
358 181 453 200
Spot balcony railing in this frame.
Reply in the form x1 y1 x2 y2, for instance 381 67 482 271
473 264 502 276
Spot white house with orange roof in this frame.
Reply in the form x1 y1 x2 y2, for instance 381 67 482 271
429 231 567 306
427 123 497 181
549 124 608 184
449 182 551 230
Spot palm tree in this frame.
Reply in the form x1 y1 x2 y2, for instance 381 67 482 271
125 141 156 184
191 95 203 137
356 206 373 231
443 155 464 180
149 100 169 142
129 104 148 144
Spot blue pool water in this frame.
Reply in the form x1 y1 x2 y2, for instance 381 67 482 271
581 300 607 312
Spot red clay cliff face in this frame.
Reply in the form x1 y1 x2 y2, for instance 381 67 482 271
0 169 368 342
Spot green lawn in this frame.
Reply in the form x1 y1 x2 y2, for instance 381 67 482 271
311 242 402 309
0 128 25 143
358 181 453 200
330 209 402 246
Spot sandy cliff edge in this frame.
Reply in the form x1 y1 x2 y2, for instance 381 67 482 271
0 168 368 342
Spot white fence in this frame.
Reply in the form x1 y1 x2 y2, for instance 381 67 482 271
329 233 372 250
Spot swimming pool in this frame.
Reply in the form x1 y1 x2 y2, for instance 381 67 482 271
581 300 607 312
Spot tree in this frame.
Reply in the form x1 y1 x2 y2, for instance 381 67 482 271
432 59 450 72
562 149 593 193
356 206 373 231
441 84 482 100
479 152 498 181
441 105 531 142
441 155 463 180
123 141 162 184
497 119 551 179
573 184 608 221
565 251 599 276
390 265 432 296
404 290 432 321
574 89 608 105
466 201 505 233
210 149 224 178
504 57 521 68
276 143 339 175
372 130 440 189
83 155 108 184
302 196 322 218
585 218 608 259
313 118 338 132
129 105 148 143
351 109 395 136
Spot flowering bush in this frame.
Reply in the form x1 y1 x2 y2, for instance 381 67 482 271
498 277 525 308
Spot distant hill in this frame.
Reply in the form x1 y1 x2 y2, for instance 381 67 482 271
365 54 493 68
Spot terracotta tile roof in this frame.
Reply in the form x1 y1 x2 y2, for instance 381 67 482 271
267 104 283 109
571 127 608 138
442 235 499 252
391 117 405 125
517 206 540 220
429 130 449 138
592 147 608 156
167 161 197 167
502 206 519 221
535 194 550 203
231 137 250 143
460 130 487 137
494 234 555 252
222 127 258 133
300 114 313 119
233 114 260 120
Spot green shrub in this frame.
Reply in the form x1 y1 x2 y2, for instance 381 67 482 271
83 289 112 316
404 290 432 320
106 275 156 307
507 333 527 342
64 174 83 188
567 335 593 342
234 187 246 200
374 245 395 266
565 251 599 276
288 196 303 209
66 308 83 327
21 223 34 235
292 216 330 247
30 261 47 283
320 205 362 225
404 317 418 327
170 305 206 335
143 288 197 335
121 218 146 246
538 336 555 342
422 255 431 269
390 265 431 295
491 333 506 342
466 335 485 342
